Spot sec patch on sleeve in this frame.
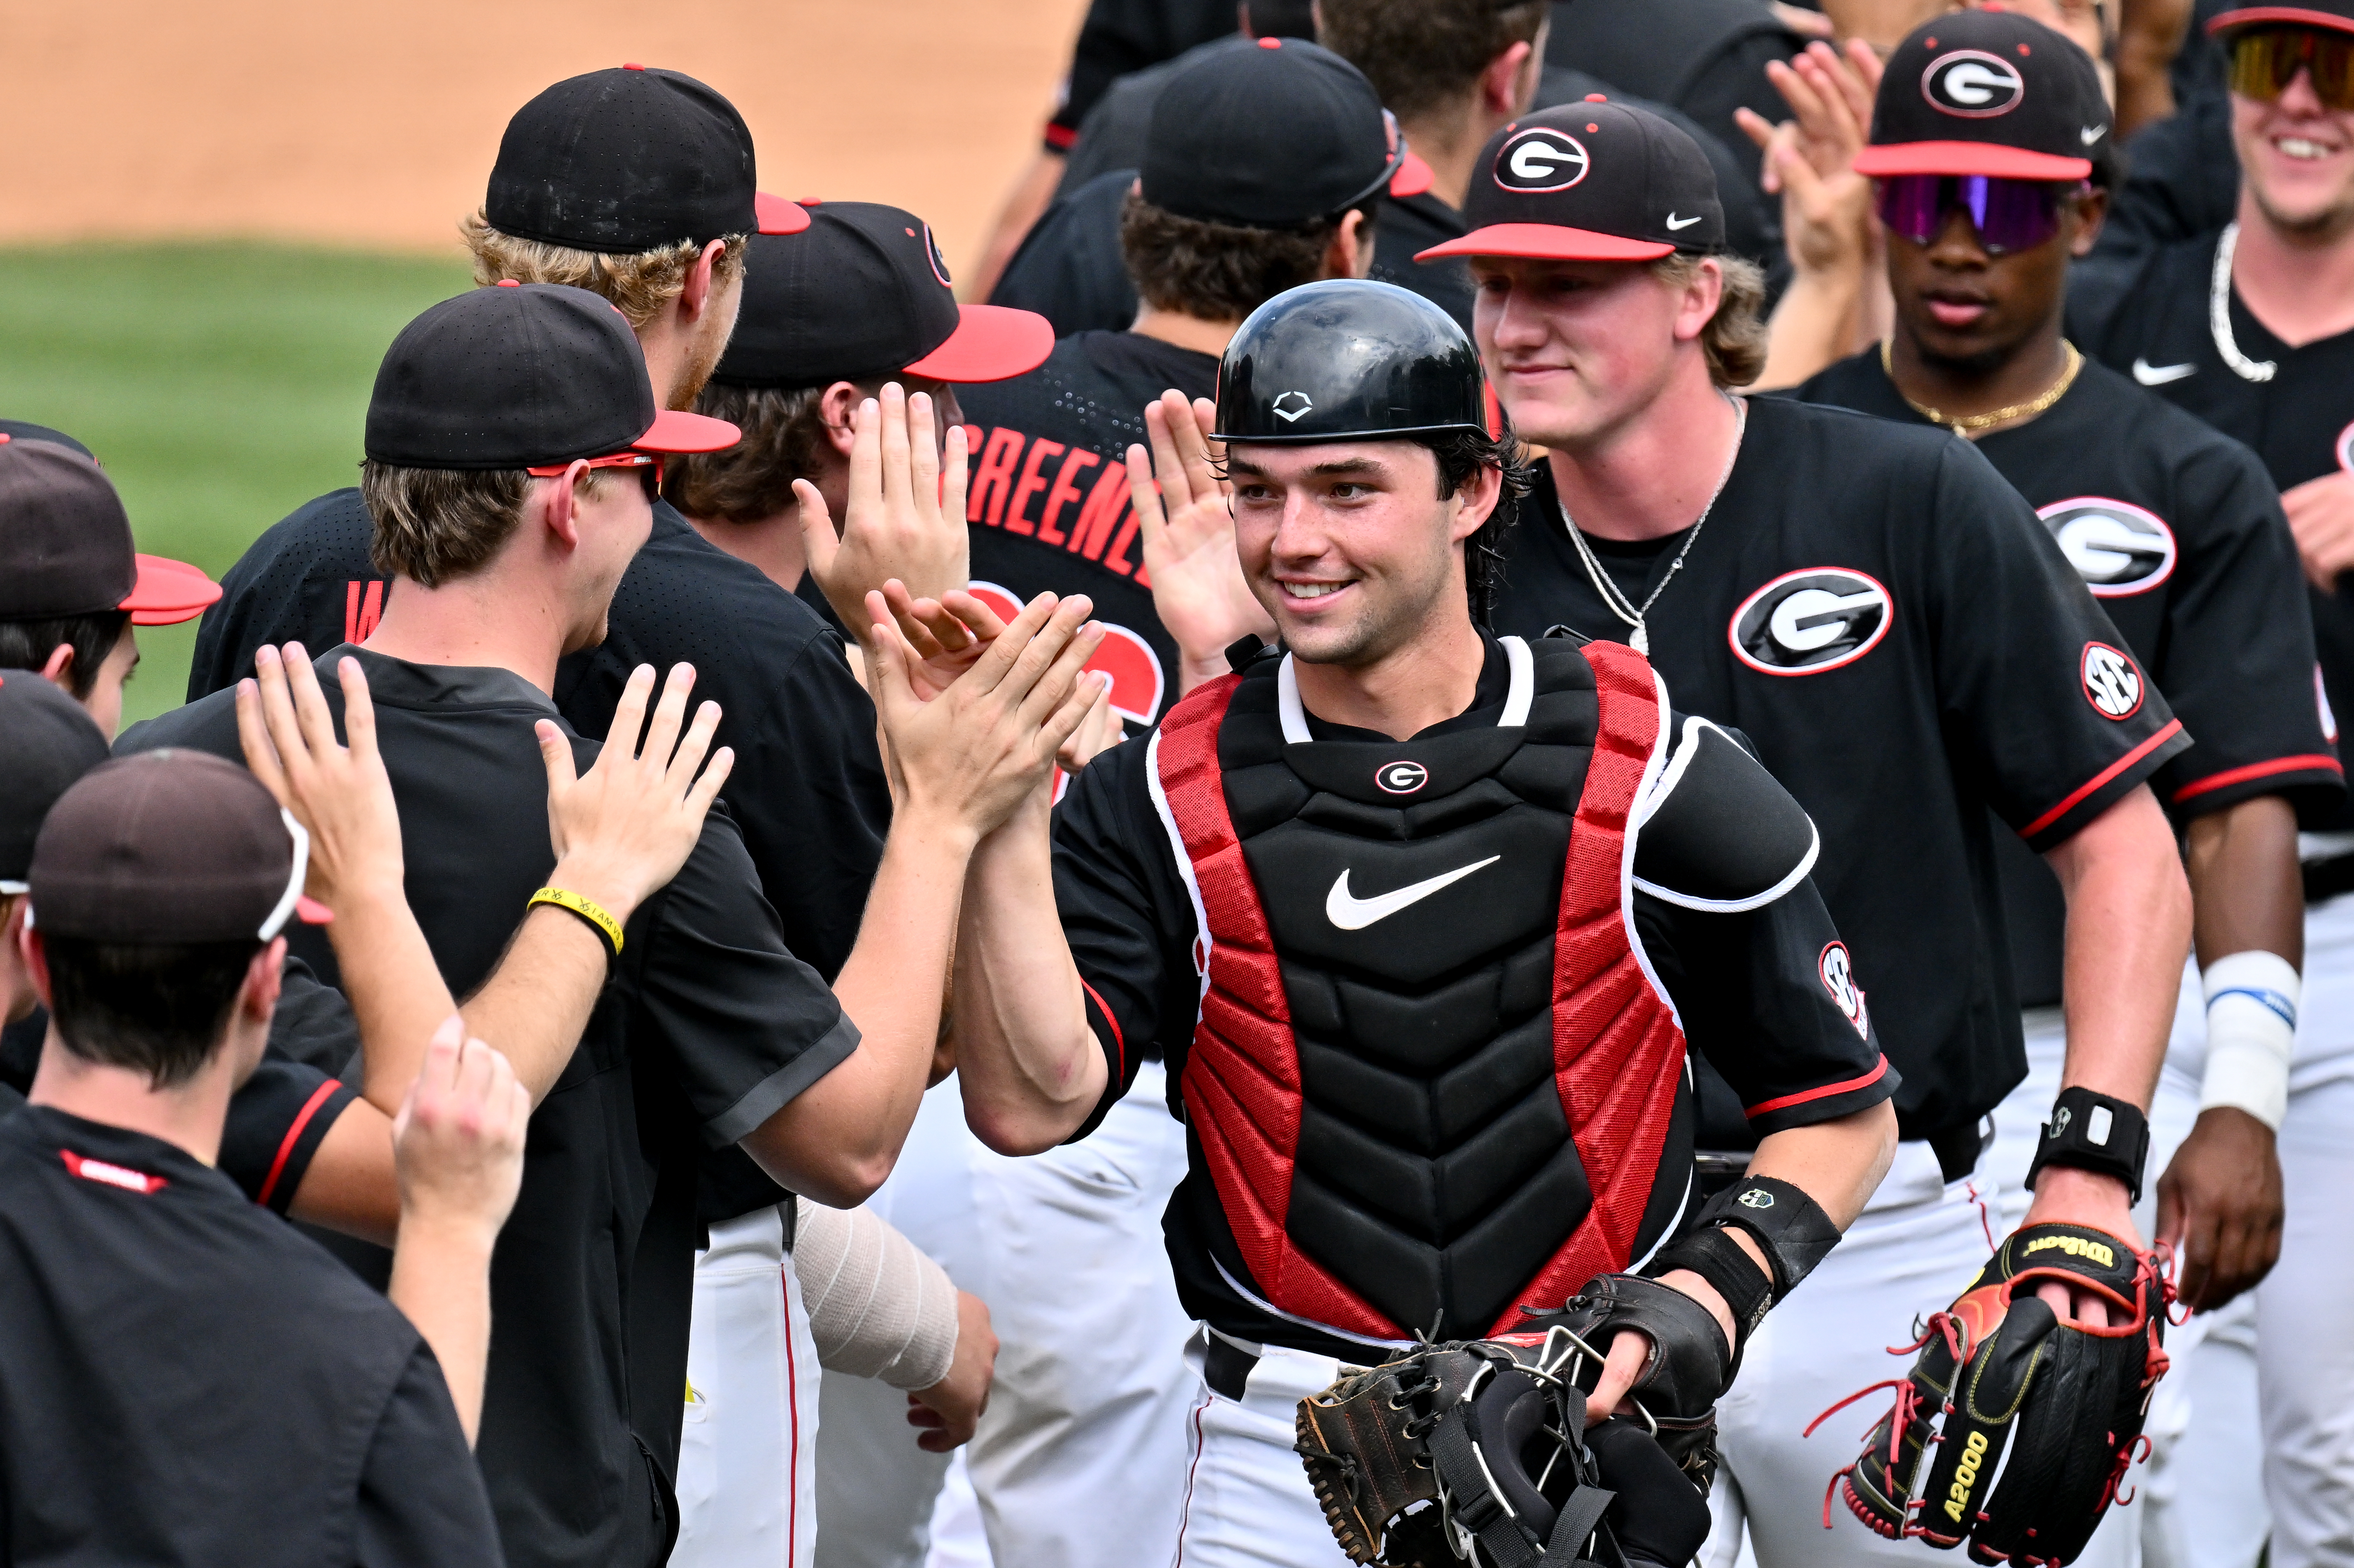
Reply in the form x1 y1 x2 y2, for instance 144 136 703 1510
2081 642 2146 720
1819 941 1869 1040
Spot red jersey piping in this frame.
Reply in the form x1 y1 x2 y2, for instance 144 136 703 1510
255 1080 343 1209
1744 1055 1891 1118
2170 753 2345 803
2019 720 2185 840
1080 977 1127 1084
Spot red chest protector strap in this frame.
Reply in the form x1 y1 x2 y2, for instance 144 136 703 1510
1153 640 1688 1341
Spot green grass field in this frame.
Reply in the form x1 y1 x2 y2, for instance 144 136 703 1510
0 242 474 726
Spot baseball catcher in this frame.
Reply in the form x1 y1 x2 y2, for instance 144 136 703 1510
941 278 1902 1568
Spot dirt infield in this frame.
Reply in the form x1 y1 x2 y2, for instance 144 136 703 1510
0 0 1088 281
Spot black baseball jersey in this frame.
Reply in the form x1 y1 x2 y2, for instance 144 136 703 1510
1054 636 1893 1359
1043 0 1237 151
187 490 893 1224
956 330 1220 728
3 956 362 1216
1793 352 2342 1004
0 1104 499 1566
121 647 856 1568
1490 395 2190 1140
2073 230 2354 831
1544 0 1802 186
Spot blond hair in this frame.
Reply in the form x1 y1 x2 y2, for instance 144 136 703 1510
1654 253 1768 388
459 211 748 332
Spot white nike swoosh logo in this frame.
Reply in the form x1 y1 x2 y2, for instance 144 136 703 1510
2082 125 2108 144
1664 213 1703 231
2132 358 2196 385
1325 857 1501 931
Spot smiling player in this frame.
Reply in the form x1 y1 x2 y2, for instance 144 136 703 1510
1412 97 2195 1565
934 277 1900 1566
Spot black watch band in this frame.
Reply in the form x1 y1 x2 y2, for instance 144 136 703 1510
2027 1085 2151 1203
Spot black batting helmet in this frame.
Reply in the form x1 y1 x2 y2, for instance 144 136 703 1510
1212 279 1490 445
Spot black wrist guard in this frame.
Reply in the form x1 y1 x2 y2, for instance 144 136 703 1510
2027 1085 2151 1203
1691 1176 1841 1301
1645 1224 1773 1351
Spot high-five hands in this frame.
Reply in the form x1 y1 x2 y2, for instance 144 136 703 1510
1129 389 1275 695
535 663 735 927
236 642 405 909
869 582 1125 775
799 383 972 636
866 585 1108 836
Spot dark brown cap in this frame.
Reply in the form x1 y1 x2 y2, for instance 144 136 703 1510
29 751 331 944
0 437 220 624
0 672 110 893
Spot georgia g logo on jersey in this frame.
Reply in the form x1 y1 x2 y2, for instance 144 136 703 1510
1494 126 1591 193
2082 641 2146 720
1729 567 1892 676
1923 50 2026 117
1819 942 1870 1039
2039 496 2177 597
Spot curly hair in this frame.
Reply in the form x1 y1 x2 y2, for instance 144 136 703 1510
1421 413 1534 629
1121 192 1377 322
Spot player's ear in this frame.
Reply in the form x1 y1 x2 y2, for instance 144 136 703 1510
2070 186 2110 259
681 237 727 321
39 641 75 692
820 381 865 460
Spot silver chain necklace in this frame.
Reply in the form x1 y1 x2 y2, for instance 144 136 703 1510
2212 223 2278 383
1557 395 1748 656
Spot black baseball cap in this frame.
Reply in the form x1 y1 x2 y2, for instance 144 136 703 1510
1855 12 2109 181
30 751 331 944
713 203 1053 390
485 65 805 253
2210 0 2354 38
1142 38 1405 228
1421 100 1725 264
0 420 92 458
365 282 739 470
0 673 109 894
0 437 219 624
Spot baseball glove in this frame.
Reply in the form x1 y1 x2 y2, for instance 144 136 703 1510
1814 1222 2172 1566
1295 1288 1720 1568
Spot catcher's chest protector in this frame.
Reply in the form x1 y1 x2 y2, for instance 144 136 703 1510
1151 636 1688 1343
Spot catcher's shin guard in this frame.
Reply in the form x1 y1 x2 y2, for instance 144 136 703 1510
1809 1223 2172 1566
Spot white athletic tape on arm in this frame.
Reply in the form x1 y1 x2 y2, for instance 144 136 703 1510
793 1198 960 1391
2199 949 2299 1132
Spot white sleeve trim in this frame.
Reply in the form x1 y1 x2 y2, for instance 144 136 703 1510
1629 714 1821 912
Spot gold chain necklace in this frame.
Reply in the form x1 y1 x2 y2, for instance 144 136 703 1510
1881 339 2083 436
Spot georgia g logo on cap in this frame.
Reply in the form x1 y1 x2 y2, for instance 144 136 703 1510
1923 49 2026 117
1494 126 1590 193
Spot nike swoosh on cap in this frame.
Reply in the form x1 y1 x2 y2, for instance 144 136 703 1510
2082 125 2108 144
2132 358 2196 385
1325 857 1501 931
1664 213 1703 231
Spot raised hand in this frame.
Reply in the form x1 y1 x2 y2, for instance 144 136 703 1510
535 662 734 924
1130 389 1275 695
236 643 404 906
867 588 1108 838
2285 470 2354 590
873 580 1014 703
799 384 972 636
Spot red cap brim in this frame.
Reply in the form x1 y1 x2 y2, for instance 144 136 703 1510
2209 4 2354 33
1852 142 2095 179
1417 223 1674 264
634 409 743 454
755 192 812 235
1390 149 1436 201
123 555 221 626
902 305 1055 383
294 895 334 926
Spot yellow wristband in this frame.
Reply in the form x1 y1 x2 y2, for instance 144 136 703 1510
529 887 623 958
